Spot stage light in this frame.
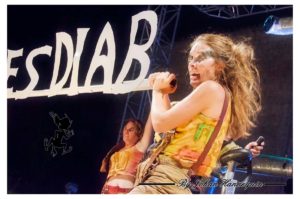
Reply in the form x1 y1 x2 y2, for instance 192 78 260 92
263 15 293 35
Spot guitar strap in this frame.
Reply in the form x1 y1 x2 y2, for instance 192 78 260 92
191 91 229 173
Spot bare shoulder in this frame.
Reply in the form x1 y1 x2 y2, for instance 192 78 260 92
194 80 225 98
194 81 226 118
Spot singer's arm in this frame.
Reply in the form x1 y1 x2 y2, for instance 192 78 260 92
136 113 154 152
151 80 224 133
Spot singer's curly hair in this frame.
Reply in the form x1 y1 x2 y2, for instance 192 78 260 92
191 34 261 140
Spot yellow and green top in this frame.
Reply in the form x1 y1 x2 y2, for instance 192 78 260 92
161 100 231 177
107 146 144 179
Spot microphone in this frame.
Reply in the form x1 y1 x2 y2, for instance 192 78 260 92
132 78 177 91
256 136 265 146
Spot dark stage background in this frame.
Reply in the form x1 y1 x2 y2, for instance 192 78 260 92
7 5 292 193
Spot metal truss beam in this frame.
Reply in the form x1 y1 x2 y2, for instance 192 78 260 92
195 5 292 19
118 5 181 141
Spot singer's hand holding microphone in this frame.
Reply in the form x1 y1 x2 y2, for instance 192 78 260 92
148 72 177 94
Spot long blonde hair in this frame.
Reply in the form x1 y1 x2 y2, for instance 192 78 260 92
191 34 261 140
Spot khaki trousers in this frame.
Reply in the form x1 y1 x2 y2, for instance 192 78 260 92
129 155 192 194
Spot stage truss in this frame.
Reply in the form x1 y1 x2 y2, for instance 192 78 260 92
118 5 181 141
195 5 292 19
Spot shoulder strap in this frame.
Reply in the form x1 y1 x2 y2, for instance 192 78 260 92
191 91 230 173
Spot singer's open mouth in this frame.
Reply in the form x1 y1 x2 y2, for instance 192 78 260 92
190 73 200 79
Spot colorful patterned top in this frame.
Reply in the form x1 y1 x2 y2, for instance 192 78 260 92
107 146 144 179
162 100 231 177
